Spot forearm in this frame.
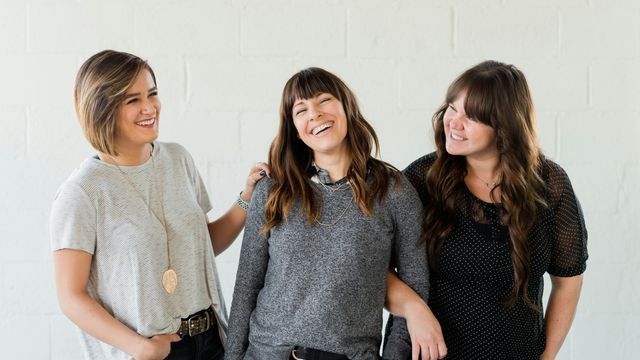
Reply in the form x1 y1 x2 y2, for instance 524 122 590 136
541 275 583 360
386 271 428 317
207 196 248 255
59 291 147 358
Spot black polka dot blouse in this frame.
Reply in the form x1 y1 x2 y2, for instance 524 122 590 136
385 152 588 360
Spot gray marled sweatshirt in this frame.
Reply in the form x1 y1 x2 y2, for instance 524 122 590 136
226 174 428 360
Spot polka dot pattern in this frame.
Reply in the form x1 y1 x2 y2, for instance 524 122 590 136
402 153 588 360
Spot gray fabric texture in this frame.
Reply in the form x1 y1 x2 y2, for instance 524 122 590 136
226 173 429 360
50 142 228 360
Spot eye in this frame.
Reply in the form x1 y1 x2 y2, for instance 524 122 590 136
320 97 331 103
295 108 307 116
447 104 456 112
126 98 138 105
149 91 158 97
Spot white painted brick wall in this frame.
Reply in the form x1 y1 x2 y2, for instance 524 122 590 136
1 0 638 358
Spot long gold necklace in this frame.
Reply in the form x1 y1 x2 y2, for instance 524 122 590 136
109 144 177 294
313 180 354 227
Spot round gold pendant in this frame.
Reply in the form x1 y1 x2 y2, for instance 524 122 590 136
162 268 178 294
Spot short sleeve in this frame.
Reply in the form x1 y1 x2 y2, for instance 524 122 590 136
545 161 588 277
178 143 212 214
194 168 212 214
50 182 97 254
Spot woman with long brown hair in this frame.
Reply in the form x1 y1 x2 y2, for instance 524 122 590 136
384 60 588 359
226 67 434 359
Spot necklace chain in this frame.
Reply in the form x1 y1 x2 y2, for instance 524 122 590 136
468 169 500 190
109 145 176 294
318 180 350 193
313 194 354 227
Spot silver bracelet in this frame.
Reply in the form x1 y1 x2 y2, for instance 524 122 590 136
237 191 249 210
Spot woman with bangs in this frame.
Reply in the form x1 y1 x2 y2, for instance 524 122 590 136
226 67 440 359
383 61 588 359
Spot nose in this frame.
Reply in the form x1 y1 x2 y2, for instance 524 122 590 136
140 98 155 115
448 113 464 130
307 103 322 121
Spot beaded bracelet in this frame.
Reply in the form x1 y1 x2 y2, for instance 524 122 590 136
236 191 249 210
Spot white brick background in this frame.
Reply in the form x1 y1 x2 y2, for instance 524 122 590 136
0 0 638 358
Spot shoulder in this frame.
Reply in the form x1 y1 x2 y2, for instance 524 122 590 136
386 172 422 209
403 152 437 189
405 152 437 173
539 157 578 206
540 157 573 190
252 176 276 202
156 141 192 162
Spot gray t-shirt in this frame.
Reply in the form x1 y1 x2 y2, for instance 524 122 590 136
50 142 228 360
226 174 429 360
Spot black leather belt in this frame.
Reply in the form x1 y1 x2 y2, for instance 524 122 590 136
291 346 349 360
176 306 217 338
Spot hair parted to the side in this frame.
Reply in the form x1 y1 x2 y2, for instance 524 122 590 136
262 67 399 235
423 60 547 310
73 50 156 156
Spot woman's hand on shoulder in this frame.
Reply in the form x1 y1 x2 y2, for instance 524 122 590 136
242 162 271 201
133 333 181 360
405 301 447 360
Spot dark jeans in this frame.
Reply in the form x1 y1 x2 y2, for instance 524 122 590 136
165 325 224 360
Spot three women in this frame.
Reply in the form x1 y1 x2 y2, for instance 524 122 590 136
53 51 586 360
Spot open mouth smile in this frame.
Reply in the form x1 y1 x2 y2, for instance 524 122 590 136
311 121 334 136
136 118 156 127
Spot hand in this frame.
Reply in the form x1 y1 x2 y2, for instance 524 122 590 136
539 351 556 360
242 162 271 201
134 333 181 360
405 302 447 360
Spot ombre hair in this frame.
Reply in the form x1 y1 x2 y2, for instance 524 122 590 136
262 67 398 234
73 50 156 156
423 60 547 309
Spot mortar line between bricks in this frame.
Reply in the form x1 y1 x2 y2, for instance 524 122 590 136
557 10 562 59
25 106 31 158
25 3 30 52
451 6 457 56
345 7 350 58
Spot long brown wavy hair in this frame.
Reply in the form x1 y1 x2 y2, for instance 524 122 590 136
423 60 547 309
262 67 398 234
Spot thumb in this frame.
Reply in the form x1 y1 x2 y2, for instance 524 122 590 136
168 334 181 342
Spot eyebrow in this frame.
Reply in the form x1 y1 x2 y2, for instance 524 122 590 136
124 86 158 100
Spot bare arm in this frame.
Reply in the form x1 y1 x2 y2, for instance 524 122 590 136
540 274 583 360
54 249 179 360
207 163 270 255
386 272 447 360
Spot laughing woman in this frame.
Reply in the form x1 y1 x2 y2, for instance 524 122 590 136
226 67 431 360
384 61 588 360
50 50 268 360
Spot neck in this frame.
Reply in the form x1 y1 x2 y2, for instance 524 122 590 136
466 153 501 182
313 149 351 182
99 142 153 166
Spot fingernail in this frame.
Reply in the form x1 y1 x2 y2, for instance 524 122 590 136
259 170 266 177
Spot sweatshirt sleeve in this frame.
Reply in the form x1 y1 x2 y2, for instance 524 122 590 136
225 178 272 359
382 174 430 359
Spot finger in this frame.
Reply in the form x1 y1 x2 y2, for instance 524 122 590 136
254 162 271 177
248 170 266 184
429 344 438 360
437 342 448 359
168 334 181 342
411 339 419 360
